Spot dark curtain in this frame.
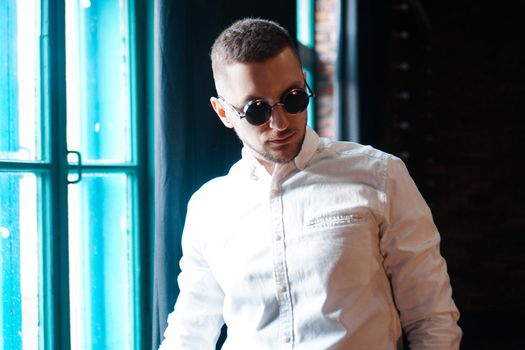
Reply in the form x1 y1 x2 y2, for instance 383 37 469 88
151 1 296 349
152 1 234 348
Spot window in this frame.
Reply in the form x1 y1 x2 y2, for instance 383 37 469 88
0 1 149 349
1 2 42 349
296 0 316 128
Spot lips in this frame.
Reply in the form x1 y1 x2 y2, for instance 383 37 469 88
267 131 296 145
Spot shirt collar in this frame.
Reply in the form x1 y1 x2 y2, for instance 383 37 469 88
241 126 321 179
294 126 320 171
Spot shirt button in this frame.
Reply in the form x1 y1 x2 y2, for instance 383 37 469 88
284 336 291 343
275 234 282 241
271 186 279 196
278 285 287 293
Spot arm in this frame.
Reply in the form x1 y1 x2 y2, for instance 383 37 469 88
379 157 462 350
159 197 225 349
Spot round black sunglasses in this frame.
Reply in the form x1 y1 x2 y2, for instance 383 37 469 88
219 81 314 126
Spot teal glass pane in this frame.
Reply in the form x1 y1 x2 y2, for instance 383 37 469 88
0 1 42 161
65 0 132 164
0 172 41 350
296 0 314 49
68 173 134 350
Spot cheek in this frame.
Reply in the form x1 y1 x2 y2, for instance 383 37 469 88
234 123 264 144
251 128 267 145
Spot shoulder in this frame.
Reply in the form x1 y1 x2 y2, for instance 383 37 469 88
304 138 408 192
188 158 247 207
313 137 401 174
320 137 394 162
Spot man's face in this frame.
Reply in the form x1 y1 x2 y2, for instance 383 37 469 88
211 47 308 172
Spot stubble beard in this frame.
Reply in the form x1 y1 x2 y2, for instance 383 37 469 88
234 124 307 165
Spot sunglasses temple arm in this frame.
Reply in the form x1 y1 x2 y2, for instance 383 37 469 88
305 80 315 97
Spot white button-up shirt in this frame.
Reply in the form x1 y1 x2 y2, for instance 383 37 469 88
160 127 462 349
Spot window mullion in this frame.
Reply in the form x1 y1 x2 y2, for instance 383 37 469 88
129 0 153 348
41 0 71 349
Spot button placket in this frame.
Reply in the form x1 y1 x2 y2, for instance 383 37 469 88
270 186 294 349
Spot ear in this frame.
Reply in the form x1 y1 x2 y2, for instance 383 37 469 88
210 97 233 128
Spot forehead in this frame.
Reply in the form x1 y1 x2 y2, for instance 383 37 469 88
216 48 304 102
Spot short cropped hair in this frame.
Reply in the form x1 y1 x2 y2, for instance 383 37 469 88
210 18 301 79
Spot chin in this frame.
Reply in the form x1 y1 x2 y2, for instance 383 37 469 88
265 146 302 164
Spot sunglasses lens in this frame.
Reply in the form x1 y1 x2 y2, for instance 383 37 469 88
242 88 311 125
244 100 272 126
284 89 309 114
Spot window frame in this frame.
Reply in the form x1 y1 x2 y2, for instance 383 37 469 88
0 0 152 348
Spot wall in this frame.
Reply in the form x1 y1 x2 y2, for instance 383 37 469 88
314 0 338 139
426 2 525 348
314 1 525 348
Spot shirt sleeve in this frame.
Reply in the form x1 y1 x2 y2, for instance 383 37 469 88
379 156 463 350
159 195 225 349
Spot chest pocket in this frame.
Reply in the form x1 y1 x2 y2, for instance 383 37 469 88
295 209 382 287
303 210 378 250
306 212 367 230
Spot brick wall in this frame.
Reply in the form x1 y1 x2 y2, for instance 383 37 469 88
313 1 525 348
314 0 338 139
425 2 525 348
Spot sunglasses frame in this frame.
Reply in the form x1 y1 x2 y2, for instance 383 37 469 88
219 80 315 126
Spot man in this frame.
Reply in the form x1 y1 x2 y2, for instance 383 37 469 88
160 18 462 349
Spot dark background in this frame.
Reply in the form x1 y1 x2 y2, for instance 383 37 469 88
422 1 525 348
155 0 525 348
360 1 525 349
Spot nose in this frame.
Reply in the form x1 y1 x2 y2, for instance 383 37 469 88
268 104 290 131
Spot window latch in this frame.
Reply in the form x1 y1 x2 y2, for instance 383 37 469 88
67 150 83 184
